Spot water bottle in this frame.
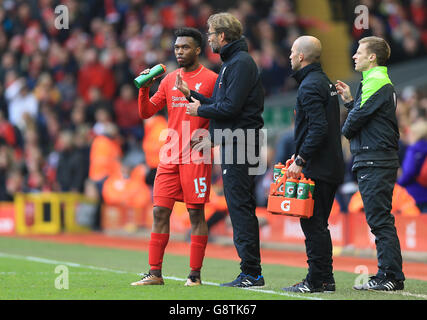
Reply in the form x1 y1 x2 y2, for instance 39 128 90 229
134 64 166 88
277 168 288 195
284 178 298 198
297 176 310 200
273 163 285 182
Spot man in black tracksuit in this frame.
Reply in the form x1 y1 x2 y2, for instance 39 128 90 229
336 36 405 291
283 36 344 293
176 12 265 288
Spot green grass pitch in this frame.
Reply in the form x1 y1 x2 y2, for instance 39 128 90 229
0 237 426 301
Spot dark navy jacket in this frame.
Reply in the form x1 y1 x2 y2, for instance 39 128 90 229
293 63 344 185
189 37 264 144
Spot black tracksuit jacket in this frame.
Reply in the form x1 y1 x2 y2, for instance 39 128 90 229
293 63 344 185
189 37 264 143
342 66 400 171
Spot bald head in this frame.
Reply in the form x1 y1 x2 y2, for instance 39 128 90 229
290 36 322 71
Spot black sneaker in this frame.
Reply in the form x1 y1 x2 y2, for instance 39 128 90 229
323 281 336 293
369 278 404 291
353 276 380 290
220 273 265 288
282 279 324 293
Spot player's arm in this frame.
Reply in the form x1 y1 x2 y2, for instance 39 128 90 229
138 70 167 119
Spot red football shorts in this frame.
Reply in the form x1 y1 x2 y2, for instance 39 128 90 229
153 163 212 210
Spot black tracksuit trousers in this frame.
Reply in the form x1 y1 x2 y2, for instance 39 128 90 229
220 144 262 277
356 166 405 281
300 180 338 288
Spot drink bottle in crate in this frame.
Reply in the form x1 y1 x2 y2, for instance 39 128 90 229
273 163 284 182
284 178 298 198
270 160 291 195
297 176 310 200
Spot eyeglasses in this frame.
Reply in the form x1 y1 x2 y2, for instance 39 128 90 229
206 32 217 37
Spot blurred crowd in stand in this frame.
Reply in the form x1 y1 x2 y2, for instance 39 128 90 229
0 0 426 232
347 0 427 63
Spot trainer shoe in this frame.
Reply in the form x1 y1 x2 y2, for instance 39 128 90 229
220 273 265 288
131 272 164 286
369 278 404 291
184 275 202 287
282 279 324 293
323 281 336 293
353 276 380 290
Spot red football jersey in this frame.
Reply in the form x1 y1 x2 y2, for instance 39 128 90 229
138 64 217 164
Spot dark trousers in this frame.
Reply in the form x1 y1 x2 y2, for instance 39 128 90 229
356 166 405 281
220 144 262 277
300 179 338 288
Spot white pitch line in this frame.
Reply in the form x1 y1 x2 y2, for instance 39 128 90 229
3 252 425 300
161 275 323 300
0 252 128 274
163 275 220 287
380 290 427 300
0 252 322 300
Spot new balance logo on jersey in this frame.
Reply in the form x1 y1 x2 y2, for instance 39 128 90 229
197 193 205 198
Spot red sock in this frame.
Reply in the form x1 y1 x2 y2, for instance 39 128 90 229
190 235 208 272
148 232 169 271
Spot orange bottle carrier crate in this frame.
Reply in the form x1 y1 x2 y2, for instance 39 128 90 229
267 160 314 219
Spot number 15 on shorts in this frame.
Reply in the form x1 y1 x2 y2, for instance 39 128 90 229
194 177 207 198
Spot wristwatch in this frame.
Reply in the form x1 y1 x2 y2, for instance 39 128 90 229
295 156 306 167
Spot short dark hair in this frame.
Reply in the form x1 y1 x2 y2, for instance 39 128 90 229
359 36 391 66
174 27 203 48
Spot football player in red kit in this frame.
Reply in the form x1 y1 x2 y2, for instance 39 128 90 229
131 27 217 286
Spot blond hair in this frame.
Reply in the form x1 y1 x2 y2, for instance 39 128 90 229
359 36 391 66
207 12 243 43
